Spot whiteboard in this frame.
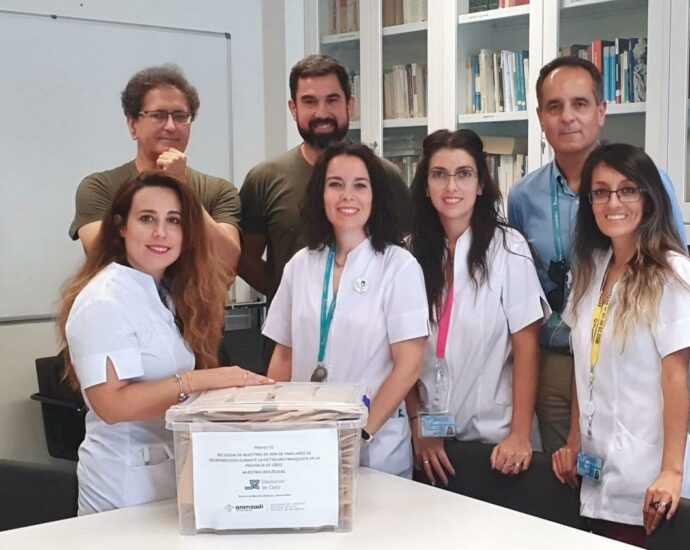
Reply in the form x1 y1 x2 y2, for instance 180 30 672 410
0 11 233 320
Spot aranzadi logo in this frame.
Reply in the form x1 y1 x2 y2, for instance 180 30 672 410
224 503 264 513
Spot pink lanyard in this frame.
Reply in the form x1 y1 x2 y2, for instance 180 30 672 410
436 284 454 359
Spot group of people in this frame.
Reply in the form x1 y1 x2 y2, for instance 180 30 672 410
58 53 690 547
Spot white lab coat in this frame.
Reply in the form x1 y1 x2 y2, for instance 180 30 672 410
564 249 690 525
418 227 549 444
66 263 194 514
263 239 429 478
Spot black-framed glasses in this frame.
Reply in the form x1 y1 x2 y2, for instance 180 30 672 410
589 187 645 205
546 259 568 313
138 110 193 125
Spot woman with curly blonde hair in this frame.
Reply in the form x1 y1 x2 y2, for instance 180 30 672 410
58 171 271 515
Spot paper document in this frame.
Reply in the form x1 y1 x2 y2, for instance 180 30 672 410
192 428 340 529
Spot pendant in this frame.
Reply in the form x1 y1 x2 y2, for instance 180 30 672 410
354 278 369 293
311 363 328 382
581 401 596 417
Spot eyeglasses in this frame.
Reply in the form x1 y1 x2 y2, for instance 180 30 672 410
428 168 478 188
138 110 193 125
589 187 645 205
546 259 568 313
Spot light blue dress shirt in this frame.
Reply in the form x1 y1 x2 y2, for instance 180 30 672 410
508 160 687 349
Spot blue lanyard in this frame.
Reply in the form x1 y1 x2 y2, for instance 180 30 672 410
550 165 564 262
318 246 338 364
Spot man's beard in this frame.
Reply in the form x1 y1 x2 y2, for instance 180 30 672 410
298 117 349 150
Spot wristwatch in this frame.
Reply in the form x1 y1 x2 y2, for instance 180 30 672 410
361 428 375 443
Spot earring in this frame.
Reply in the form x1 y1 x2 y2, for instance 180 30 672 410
425 189 430 197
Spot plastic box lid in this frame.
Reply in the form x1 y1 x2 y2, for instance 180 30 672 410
165 382 368 429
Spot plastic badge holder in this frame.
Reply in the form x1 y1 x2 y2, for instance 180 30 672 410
166 382 368 535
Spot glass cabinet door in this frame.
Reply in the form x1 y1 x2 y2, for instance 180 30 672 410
456 0 532 200
555 0 649 150
380 0 428 185
317 0 362 142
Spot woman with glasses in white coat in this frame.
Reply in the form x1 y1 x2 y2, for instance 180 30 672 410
554 143 690 547
406 129 549 486
263 142 429 478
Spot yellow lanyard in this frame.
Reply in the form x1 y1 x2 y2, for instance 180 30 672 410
585 273 613 438
590 293 611 369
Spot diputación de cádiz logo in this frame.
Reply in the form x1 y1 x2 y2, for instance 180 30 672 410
244 479 260 490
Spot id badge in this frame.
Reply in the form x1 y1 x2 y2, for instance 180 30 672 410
419 413 456 438
577 452 603 481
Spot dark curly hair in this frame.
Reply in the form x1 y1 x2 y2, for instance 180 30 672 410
121 64 200 120
301 141 403 252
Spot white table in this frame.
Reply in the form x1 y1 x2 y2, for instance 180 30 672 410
0 468 633 549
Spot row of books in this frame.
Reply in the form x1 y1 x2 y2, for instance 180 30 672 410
382 0 427 27
465 49 529 114
386 152 526 191
328 0 359 34
383 63 428 119
383 135 526 191
559 38 647 103
468 0 529 13
483 136 527 198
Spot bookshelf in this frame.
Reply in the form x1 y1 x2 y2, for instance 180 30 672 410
313 0 428 185
306 0 686 223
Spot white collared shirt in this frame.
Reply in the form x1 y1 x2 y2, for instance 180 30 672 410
418 227 549 444
263 239 429 477
66 262 194 514
564 249 690 525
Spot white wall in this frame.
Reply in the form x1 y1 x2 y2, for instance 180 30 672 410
0 0 304 463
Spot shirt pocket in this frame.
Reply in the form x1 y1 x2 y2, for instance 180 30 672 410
123 443 177 507
605 420 662 515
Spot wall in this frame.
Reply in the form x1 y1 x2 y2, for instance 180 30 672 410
0 0 304 463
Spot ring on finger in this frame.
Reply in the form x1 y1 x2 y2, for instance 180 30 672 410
243 372 249 380
423 460 430 464
657 501 668 509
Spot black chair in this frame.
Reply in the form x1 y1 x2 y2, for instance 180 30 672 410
646 497 690 550
442 440 583 530
0 459 78 531
31 355 86 460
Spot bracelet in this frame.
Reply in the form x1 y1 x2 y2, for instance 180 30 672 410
173 374 189 403
183 370 194 394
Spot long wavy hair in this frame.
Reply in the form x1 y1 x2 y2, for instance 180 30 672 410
301 141 403 252
571 143 687 339
58 171 227 388
410 129 508 321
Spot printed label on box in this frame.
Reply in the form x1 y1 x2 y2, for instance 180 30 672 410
192 428 339 530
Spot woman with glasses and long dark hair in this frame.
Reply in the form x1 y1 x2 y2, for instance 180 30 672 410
59 171 271 515
263 142 428 479
406 129 549 485
553 143 690 546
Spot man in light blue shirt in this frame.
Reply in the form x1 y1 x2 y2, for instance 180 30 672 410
508 56 687 454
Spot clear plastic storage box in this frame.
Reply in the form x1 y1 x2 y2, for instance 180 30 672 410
165 383 368 535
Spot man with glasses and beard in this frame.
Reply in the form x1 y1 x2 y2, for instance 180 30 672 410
239 55 411 372
507 56 687 455
70 65 241 284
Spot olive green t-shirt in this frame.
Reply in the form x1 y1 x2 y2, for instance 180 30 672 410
240 146 411 299
69 160 241 240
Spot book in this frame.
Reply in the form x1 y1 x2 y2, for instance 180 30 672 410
632 38 647 102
